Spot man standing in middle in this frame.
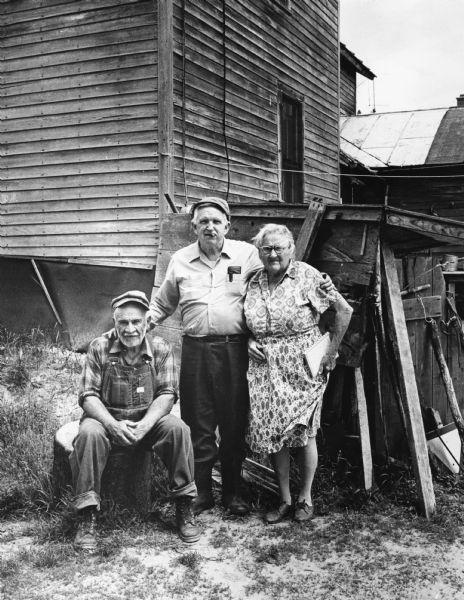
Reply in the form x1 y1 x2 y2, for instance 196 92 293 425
149 197 262 516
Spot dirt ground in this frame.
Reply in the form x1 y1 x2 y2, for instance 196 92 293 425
2 501 464 600
2 341 464 599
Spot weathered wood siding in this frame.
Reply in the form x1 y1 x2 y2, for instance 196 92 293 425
400 249 464 426
1 0 159 267
171 0 340 206
340 65 356 116
386 167 464 222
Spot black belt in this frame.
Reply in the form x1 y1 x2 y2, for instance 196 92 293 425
184 334 247 343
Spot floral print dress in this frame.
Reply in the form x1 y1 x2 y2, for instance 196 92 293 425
244 260 339 454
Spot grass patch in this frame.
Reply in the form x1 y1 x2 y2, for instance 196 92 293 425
174 550 203 572
0 326 83 516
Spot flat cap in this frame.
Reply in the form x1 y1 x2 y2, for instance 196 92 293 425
190 196 230 218
111 290 150 311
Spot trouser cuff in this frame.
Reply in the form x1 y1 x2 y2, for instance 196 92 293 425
169 481 197 499
72 491 100 512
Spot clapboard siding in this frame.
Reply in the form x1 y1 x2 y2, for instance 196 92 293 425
340 67 356 116
171 0 339 206
1 0 159 267
1 0 340 268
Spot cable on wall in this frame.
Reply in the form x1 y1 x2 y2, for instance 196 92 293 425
181 0 189 206
222 0 231 201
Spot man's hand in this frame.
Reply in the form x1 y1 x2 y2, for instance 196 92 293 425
320 273 335 295
248 337 266 363
106 419 137 447
126 420 151 444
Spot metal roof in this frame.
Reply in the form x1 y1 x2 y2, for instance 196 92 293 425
340 107 464 168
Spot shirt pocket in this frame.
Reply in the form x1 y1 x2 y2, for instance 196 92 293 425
225 274 246 297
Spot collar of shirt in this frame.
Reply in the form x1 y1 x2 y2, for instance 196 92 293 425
107 329 153 362
185 239 234 264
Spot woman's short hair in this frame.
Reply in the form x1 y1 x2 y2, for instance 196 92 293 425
251 224 295 248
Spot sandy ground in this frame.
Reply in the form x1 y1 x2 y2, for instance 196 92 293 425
2 503 464 600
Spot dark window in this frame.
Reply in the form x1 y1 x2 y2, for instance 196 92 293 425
279 93 303 203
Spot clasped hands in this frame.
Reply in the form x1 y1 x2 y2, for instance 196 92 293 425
106 419 149 447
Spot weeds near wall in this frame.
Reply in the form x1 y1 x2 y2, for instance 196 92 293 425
0 326 69 516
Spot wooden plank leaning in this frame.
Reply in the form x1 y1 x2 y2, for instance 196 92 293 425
354 368 373 492
428 317 464 445
294 198 326 262
381 242 436 519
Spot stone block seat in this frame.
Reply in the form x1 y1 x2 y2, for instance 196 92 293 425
53 420 155 514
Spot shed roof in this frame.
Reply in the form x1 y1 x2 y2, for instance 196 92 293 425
340 107 464 168
340 43 376 80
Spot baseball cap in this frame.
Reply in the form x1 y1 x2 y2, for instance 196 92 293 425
111 290 150 311
190 196 230 219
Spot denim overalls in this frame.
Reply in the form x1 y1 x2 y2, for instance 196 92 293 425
70 350 197 511
102 354 156 422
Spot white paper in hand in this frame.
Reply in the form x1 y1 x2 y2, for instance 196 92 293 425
304 332 331 377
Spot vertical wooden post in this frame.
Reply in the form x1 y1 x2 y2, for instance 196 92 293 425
381 242 436 518
158 0 174 214
354 368 373 491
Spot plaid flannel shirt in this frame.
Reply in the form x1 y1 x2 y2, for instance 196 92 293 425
78 329 178 407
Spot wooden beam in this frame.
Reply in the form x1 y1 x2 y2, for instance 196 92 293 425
354 368 373 492
158 0 174 213
386 209 464 244
31 259 63 325
294 199 326 261
381 242 436 519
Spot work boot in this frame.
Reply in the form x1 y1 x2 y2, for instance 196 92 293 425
192 462 215 516
222 464 250 516
176 497 201 543
74 507 98 552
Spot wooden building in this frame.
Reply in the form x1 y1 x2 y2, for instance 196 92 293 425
339 43 375 117
340 99 464 455
0 0 340 348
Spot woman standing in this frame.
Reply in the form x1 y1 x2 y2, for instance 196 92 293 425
245 224 352 523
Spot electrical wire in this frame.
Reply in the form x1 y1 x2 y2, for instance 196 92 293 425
181 0 189 206
222 0 230 201
156 153 464 180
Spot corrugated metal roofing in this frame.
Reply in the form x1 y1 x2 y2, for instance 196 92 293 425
339 107 464 168
427 108 464 164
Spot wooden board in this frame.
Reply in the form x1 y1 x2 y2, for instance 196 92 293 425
381 242 436 518
354 368 373 492
402 295 442 321
294 199 326 262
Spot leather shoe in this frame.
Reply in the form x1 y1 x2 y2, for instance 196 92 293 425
176 497 201 543
224 494 250 516
74 508 98 552
192 492 215 516
265 502 292 524
294 500 314 522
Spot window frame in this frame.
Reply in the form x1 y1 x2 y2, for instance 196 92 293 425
277 87 305 204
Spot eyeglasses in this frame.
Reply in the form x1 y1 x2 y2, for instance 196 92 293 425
260 244 290 255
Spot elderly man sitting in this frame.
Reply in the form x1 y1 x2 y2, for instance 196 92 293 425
70 290 199 551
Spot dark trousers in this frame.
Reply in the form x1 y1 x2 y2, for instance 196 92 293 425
179 336 250 483
69 415 197 511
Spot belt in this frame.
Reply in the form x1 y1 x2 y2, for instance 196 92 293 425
184 334 247 343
